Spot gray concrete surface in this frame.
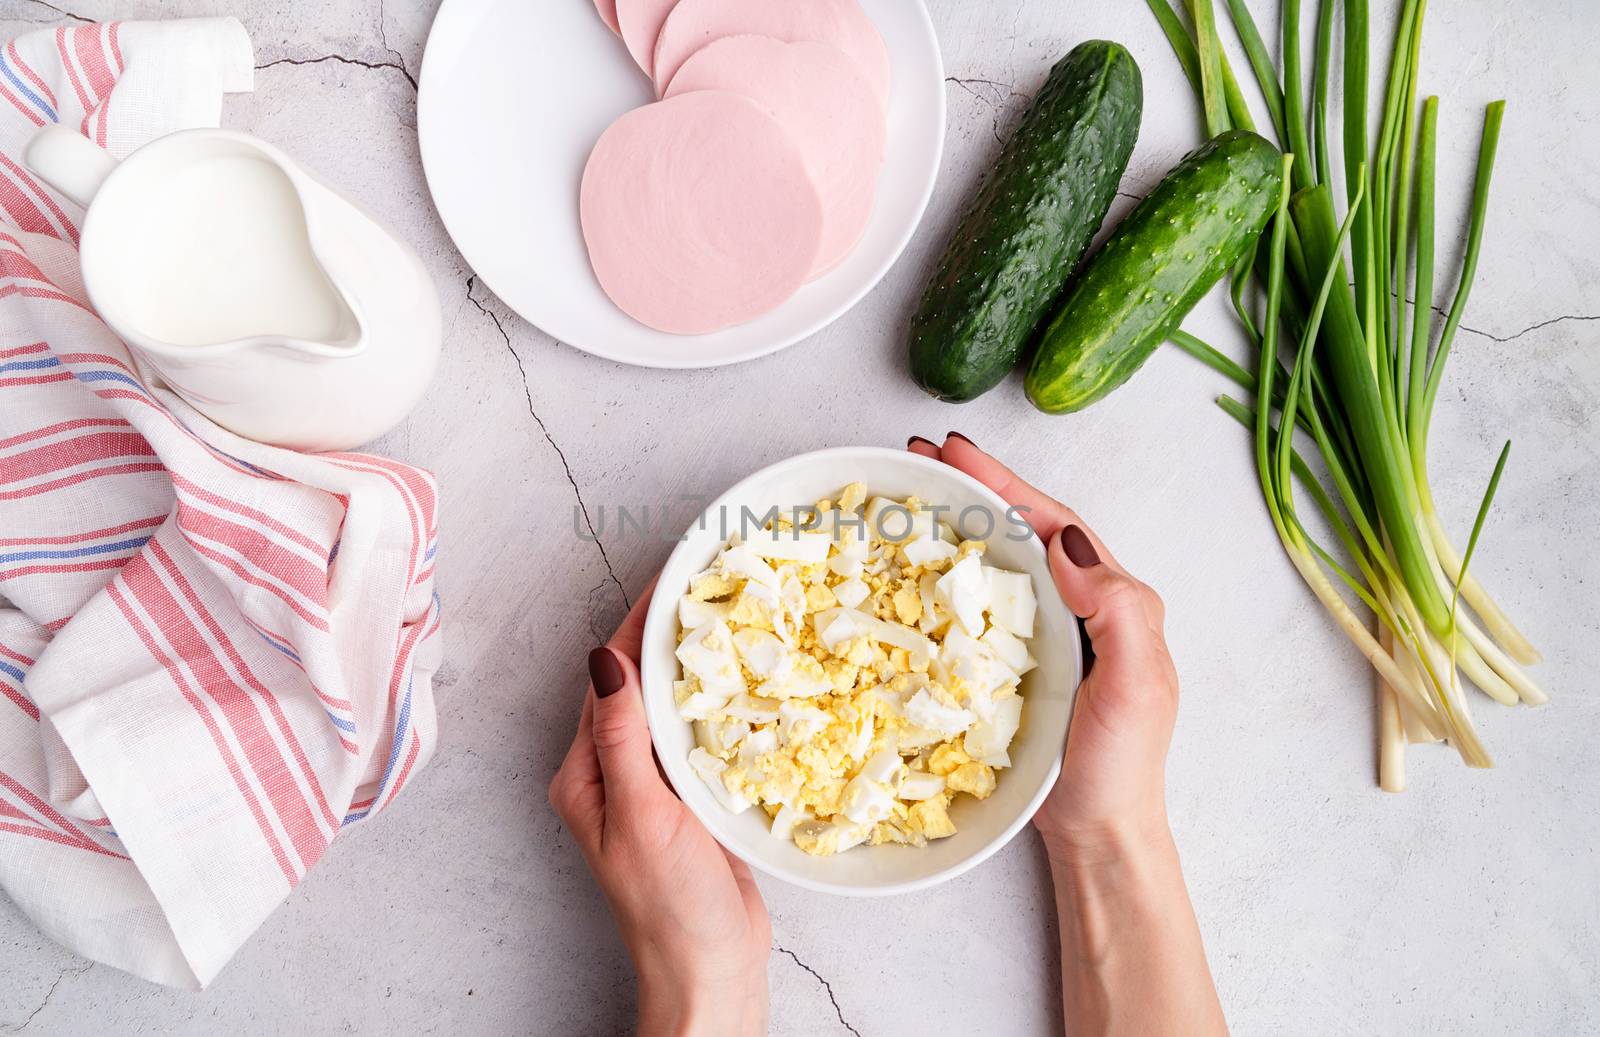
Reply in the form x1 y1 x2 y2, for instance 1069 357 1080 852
0 0 1596 1034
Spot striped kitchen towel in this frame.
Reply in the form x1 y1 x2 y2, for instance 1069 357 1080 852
0 18 443 988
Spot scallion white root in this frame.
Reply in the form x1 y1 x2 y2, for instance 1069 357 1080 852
1377 626 1406 792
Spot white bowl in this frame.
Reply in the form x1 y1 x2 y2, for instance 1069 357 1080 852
641 447 1082 896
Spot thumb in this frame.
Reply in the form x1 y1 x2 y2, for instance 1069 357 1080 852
1046 525 1161 674
587 646 666 805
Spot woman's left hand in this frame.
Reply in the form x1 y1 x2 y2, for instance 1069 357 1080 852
549 584 771 1036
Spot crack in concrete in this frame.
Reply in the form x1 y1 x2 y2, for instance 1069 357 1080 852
10 0 91 23
1456 312 1597 344
776 945 861 1036
255 52 416 92
1407 296 1596 345
375 0 416 91
4 962 91 1033
944 75 1026 146
464 277 630 613
944 75 1022 100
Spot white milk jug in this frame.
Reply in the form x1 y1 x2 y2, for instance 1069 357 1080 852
25 125 442 452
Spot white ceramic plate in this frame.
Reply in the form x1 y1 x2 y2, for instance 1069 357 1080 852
418 0 946 369
641 448 1082 896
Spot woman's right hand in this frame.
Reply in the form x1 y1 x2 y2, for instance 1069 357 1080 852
911 432 1225 1036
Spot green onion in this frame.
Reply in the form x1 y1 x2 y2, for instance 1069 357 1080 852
1147 0 1545 782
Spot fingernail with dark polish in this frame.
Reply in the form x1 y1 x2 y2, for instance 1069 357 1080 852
588 646 626 698
908 435 935 449
946 431 977 449
1060 524 1101 568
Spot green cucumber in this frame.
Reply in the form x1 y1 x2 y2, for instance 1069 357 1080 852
1024 129 1282 414
908 40 1142 402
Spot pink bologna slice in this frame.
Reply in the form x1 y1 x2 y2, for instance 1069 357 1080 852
652 0 891 108
594 0 620 35
615 0 677 77
579 91 824 335
665 36 885 279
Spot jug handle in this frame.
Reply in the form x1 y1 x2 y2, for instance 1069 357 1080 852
24 126 118 209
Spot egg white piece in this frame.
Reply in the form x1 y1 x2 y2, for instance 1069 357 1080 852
964 695 1024 766
779 700 832 744
746 528 833 563
676 620 745 699
899 771 947 801
679 596 732 629
981 623 1038 674
940 627 1021 721
740 725 779 761
986 568 1037 638
815 607 935 663
903 535 958 567
756 665 832 700
794 819 871 855
833 577 870 608
689 747 752 814
934 554 990 635
828 533 869 577
771 802 811 840
904 688 976 739
732 627 789 677
841 771 897 825
860 747 903 784
722 694 782 724
719 544 780 588
695 717 750 757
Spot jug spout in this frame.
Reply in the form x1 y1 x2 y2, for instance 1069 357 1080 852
25 126 118 209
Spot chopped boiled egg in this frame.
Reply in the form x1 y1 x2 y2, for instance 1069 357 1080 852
674 485 1039 855
981 623 1038 675
717 544 779 588
721 694 781 724
689 747 752 814
899 771 947 801
903 535 957 567
740 725 779 761
963 695 1023 767
732 627 789 678
833 577 870 609
986 568 1037 637
934 554 990 635
779 699 832 744
695 717 750 758
771 802 811 841
840 770 898 825
904 688 977 739
745 528 833 564
679 596 732 629
756 656 832 699
792 818 871 856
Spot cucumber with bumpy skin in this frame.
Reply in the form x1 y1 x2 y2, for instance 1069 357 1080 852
908 41 1142 403
1025 130 1282 414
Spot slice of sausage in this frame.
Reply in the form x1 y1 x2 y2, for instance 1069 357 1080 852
580 91 824 335
594 0 620 35
615 0 678 77
652 0 891 109
665 36 885 279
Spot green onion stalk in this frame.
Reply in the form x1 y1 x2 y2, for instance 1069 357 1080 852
1148 0 1545 787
